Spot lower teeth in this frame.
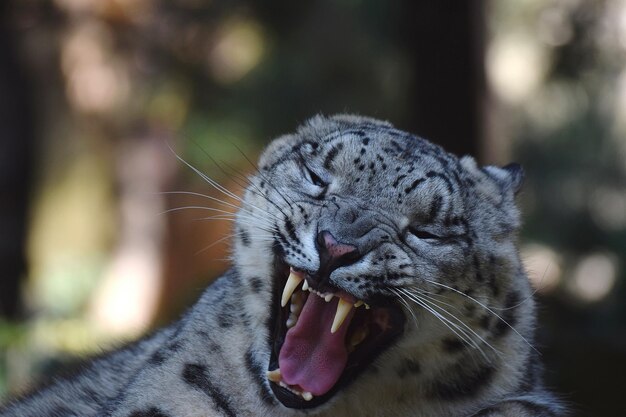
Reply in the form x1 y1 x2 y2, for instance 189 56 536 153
267 368 314 401
279 380 313 401
286 313 298 328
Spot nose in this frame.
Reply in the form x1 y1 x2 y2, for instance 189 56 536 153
317 230 358 260
310 231 360 290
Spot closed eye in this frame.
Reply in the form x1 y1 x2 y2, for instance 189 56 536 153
303 165 328 188
408 227 441 240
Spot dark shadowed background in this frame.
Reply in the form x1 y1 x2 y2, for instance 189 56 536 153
1 1 625 416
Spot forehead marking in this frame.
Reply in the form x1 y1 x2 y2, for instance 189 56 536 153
323 142 344 169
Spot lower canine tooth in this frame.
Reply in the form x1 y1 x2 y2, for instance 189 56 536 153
302 280 309 291
281 270 303 307
286 313 298 328
266 368 282 382
302 391 313 401
331 298 353 333
324 294 333 302
290 297 303 314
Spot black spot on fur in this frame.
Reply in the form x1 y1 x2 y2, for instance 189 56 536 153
397 358 421 378
244 350 277 405
492 290 520 338
182 364 237 417
391 174 406 188
479 314 493 330
427 362 495 400
239 228 250 247
128 407 170 417
149 340 182 365
168 340 182 352
148 349 166 365
425 171 455 193
442 337 468 353
239 310 252 328
390 140 404 153
323 143 343 169
217 308 234 328
426 195 443 222
404 178 425 194
284 218 300 243
249 276 264 293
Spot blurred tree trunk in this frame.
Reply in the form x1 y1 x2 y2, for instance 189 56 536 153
399 0 485 159
0 3 34 318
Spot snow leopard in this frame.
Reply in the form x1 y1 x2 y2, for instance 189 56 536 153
0 115 565 417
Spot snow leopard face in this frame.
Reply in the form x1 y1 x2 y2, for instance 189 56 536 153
233 114 528 410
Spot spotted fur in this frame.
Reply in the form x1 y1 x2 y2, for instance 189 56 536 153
0 115 565 417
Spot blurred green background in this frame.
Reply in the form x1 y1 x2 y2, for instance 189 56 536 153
1 1 625 416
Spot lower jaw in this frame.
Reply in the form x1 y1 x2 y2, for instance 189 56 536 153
269 377 341 409
267 263 405 409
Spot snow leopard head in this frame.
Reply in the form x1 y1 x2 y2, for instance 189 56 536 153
233 114 530 410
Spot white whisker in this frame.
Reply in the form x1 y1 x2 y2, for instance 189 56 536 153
397 288 481 356
424 280 538 354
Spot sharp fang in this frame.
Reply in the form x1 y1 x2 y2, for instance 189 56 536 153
324 293 333 302
331 298 353 333
302 280 309 291
281 271 303 307
302 391 313 401
266 368 282 383
354 300 364 308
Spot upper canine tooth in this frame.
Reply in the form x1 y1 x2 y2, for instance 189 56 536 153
281 271 303 307
331 298 353 333
302 280 309 291
354 300 364 308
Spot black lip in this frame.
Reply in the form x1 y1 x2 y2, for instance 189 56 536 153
267 255 406 409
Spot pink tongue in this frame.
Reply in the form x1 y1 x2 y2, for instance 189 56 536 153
279 295 354 396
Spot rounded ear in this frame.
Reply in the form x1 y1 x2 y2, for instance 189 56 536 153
482 163 525 195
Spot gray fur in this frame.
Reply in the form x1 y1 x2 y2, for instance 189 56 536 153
0 115 565 417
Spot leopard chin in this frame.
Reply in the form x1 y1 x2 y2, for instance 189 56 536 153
266 258 405 409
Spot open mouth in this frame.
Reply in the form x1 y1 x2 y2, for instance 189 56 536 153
267 260 405 409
